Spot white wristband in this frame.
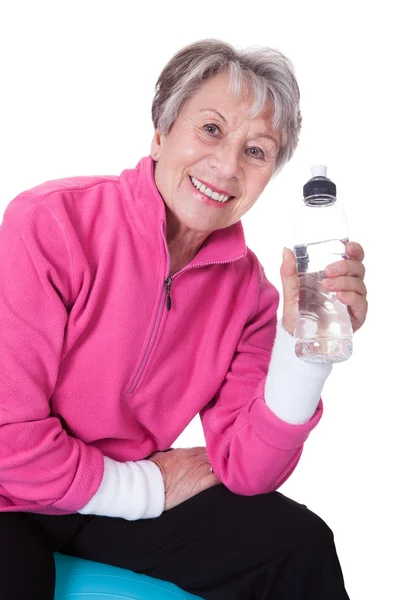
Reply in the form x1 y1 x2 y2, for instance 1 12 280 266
78 456 164 520
264 320 333 424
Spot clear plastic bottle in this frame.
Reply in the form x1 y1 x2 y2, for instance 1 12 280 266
293 165 353 364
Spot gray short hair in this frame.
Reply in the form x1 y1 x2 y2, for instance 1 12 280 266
151 39 302 174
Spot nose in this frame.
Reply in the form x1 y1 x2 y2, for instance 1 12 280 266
211 141 241 179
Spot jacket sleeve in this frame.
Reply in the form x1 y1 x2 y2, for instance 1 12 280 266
200 267 324 496
0 196 104 512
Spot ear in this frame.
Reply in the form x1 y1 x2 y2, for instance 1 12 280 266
151 129 165 161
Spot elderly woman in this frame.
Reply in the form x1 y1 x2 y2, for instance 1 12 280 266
0 40 367 599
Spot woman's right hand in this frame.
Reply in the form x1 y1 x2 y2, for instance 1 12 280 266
148 446 221 511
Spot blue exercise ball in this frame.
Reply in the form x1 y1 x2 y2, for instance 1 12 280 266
54 553 203 599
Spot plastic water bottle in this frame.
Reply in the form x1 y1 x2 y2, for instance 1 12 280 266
293 166 353 364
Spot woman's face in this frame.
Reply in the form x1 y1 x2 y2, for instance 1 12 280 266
151 71 281 236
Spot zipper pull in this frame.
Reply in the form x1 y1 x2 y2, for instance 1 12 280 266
164 276 173 310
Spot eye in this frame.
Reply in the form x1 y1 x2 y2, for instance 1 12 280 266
203 123 221 136
246 147 265 160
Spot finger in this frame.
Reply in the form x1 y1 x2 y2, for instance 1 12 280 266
206 464 221 484
199 471 221 493
346 241 365 262
336 291 368 324
281 248 297 274
211 474 222 486
322 275 367 296
325 259 365 280
280 248 299 305
199 459 219 482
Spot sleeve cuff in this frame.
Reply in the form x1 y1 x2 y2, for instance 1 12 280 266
264 319 333 424
78 456 165 520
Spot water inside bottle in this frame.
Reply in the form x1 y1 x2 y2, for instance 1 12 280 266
294 238 353 364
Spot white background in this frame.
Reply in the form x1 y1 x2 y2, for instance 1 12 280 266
0 1 398 598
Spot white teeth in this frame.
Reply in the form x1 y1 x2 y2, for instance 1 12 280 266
190 176 230 203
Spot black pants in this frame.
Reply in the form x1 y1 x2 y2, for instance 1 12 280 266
0 486 350 600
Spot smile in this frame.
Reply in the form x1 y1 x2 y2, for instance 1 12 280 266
189 176 233 203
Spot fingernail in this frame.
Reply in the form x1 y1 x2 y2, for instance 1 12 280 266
326 264 338 274
348 243 357 252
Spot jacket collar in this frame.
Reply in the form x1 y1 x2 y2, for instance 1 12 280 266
122 155 247 266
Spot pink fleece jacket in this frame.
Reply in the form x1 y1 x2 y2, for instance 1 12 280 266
0 156 323 516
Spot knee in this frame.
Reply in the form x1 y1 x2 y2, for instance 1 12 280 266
263 492 336 552
305 509 333 542
292 503 336 554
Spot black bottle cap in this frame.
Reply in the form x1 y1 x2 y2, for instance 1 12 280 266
303 177 336 199
303 166 336 201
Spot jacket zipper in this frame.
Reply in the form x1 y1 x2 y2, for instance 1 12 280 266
165 276 172 310
127 223 245 394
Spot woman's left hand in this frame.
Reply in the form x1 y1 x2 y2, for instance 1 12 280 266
280 241 368 337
